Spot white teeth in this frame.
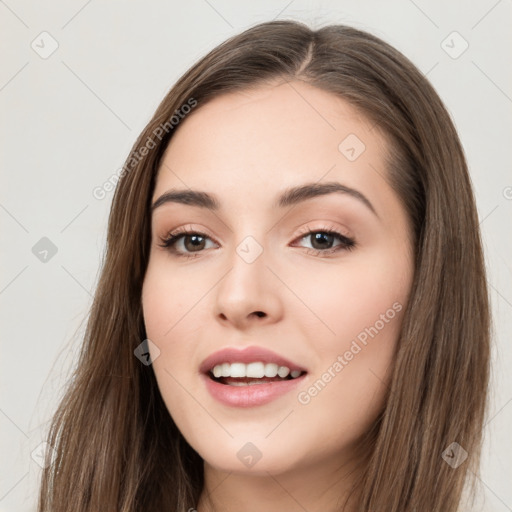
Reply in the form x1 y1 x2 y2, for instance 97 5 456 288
277 366 290 378
230 363 245 378
246 362 265 378
221 362 230 377
210 361 303 379
264 363 278 377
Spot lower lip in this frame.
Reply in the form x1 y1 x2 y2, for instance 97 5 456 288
202 373 307 407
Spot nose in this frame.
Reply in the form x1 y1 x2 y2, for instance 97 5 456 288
213 242 284 330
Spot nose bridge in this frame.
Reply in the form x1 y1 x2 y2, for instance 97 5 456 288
222 233 268 300
214 230 283 325
225 210 271 272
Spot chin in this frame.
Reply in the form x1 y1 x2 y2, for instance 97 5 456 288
196 440 303 476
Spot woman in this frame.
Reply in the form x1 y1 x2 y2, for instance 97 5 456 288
38 19 490 512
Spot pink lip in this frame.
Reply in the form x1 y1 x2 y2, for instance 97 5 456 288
199 345 307 375
201 372 307 407
199 346 308 408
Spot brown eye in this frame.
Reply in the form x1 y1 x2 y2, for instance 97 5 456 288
158 229 217 258
294 228 356 256
309 232 336 250
182 234 206 252
159 227 356 259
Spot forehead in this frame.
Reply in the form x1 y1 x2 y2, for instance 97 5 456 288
152 81 392 215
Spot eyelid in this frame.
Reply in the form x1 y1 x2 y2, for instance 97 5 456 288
158 222 356 257
290 223 356 254
160 221 352 242
158 224 220 249
162 224 218 241
294 222 353 240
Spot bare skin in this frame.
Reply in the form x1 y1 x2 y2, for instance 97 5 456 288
141 79 414 512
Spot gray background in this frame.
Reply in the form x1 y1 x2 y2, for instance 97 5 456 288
1 1 511 510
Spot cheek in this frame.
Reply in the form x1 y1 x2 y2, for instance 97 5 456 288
141 265 200 426
287 246 411 351
289 304 406 469
141 260 203 398
142 260 171 339
292 248 411 429
142 257 207 342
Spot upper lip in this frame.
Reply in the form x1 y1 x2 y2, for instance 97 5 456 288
200 345 308 375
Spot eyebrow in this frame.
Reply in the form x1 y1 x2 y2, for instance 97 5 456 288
151 181 378 218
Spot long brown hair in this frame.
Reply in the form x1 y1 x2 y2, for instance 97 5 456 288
38 19 490 511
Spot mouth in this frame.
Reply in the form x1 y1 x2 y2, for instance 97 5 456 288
207 362 307 386
200 346 308 407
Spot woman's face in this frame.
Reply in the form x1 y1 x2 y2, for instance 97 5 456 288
142 80 414 477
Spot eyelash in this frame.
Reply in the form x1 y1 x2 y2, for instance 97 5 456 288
158 224 357 259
